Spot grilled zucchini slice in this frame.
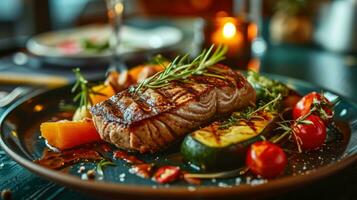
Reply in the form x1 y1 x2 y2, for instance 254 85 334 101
181 110 278 171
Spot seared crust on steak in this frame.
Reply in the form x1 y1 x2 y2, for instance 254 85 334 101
90 65 256 153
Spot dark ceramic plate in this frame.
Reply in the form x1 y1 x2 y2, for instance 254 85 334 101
1 74 357 199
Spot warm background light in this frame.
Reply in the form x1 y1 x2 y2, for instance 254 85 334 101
211 17 244 56
223 22 237 39
115 2 124 14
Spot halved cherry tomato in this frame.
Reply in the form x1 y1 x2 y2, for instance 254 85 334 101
153 166 181 184
293 92 333 124
292 115 326 150
246 141 287 179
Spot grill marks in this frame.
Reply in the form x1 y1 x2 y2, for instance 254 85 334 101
92 78 217 125
90 65 256 153
173 90 216 122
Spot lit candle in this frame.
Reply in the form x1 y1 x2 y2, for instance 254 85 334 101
211 17 243 55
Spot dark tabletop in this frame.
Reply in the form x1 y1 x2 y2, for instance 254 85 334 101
261 44 357 103
0 43 357 200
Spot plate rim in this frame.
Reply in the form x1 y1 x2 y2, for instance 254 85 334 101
1 74 357 198
26 24 183 59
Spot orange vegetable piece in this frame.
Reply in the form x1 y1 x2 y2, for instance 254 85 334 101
40 120 101 150
90 84 115 105
129 65 164 82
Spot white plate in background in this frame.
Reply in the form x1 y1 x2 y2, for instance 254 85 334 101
27 24 183 59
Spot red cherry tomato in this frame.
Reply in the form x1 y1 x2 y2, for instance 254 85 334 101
246 141 287 179
293 92 333 124
153 166 181 184
292 115 326 150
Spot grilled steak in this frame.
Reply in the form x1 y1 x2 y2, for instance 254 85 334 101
90 65 256 153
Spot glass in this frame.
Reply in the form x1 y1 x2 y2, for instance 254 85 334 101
105 0 125 71
203 0 265 70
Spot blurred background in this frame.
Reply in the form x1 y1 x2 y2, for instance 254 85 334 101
0 0 356 99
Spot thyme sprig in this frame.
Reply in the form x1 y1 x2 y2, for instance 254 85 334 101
271 92 336 151
311 92 335 122
130 45 228 93
271 105 318 152
220 94 282 129
71 68 105 108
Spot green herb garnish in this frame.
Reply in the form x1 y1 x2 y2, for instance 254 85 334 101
130 45 228 93
71 68 105 108
220 94 282 129
184 166 248 179
271 94 333 151
220 72 288 130
247 71 289 104
80 39 109 52
96 159 116 177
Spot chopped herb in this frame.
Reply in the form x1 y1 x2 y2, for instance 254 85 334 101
96 159 116 177
130 45 228 93
247 71 289 104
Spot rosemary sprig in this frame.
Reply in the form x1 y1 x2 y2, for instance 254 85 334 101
219 94 282 129
130 45 228 93
71 68 105 108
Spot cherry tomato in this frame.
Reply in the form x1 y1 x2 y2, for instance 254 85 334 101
246 141 287 179
292 115 326 150
153 166 181 184
293 92 333 124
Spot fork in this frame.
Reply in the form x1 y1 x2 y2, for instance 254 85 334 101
0 87 32 108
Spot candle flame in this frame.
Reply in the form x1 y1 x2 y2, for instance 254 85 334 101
222 22 236 39
211 17 243 55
